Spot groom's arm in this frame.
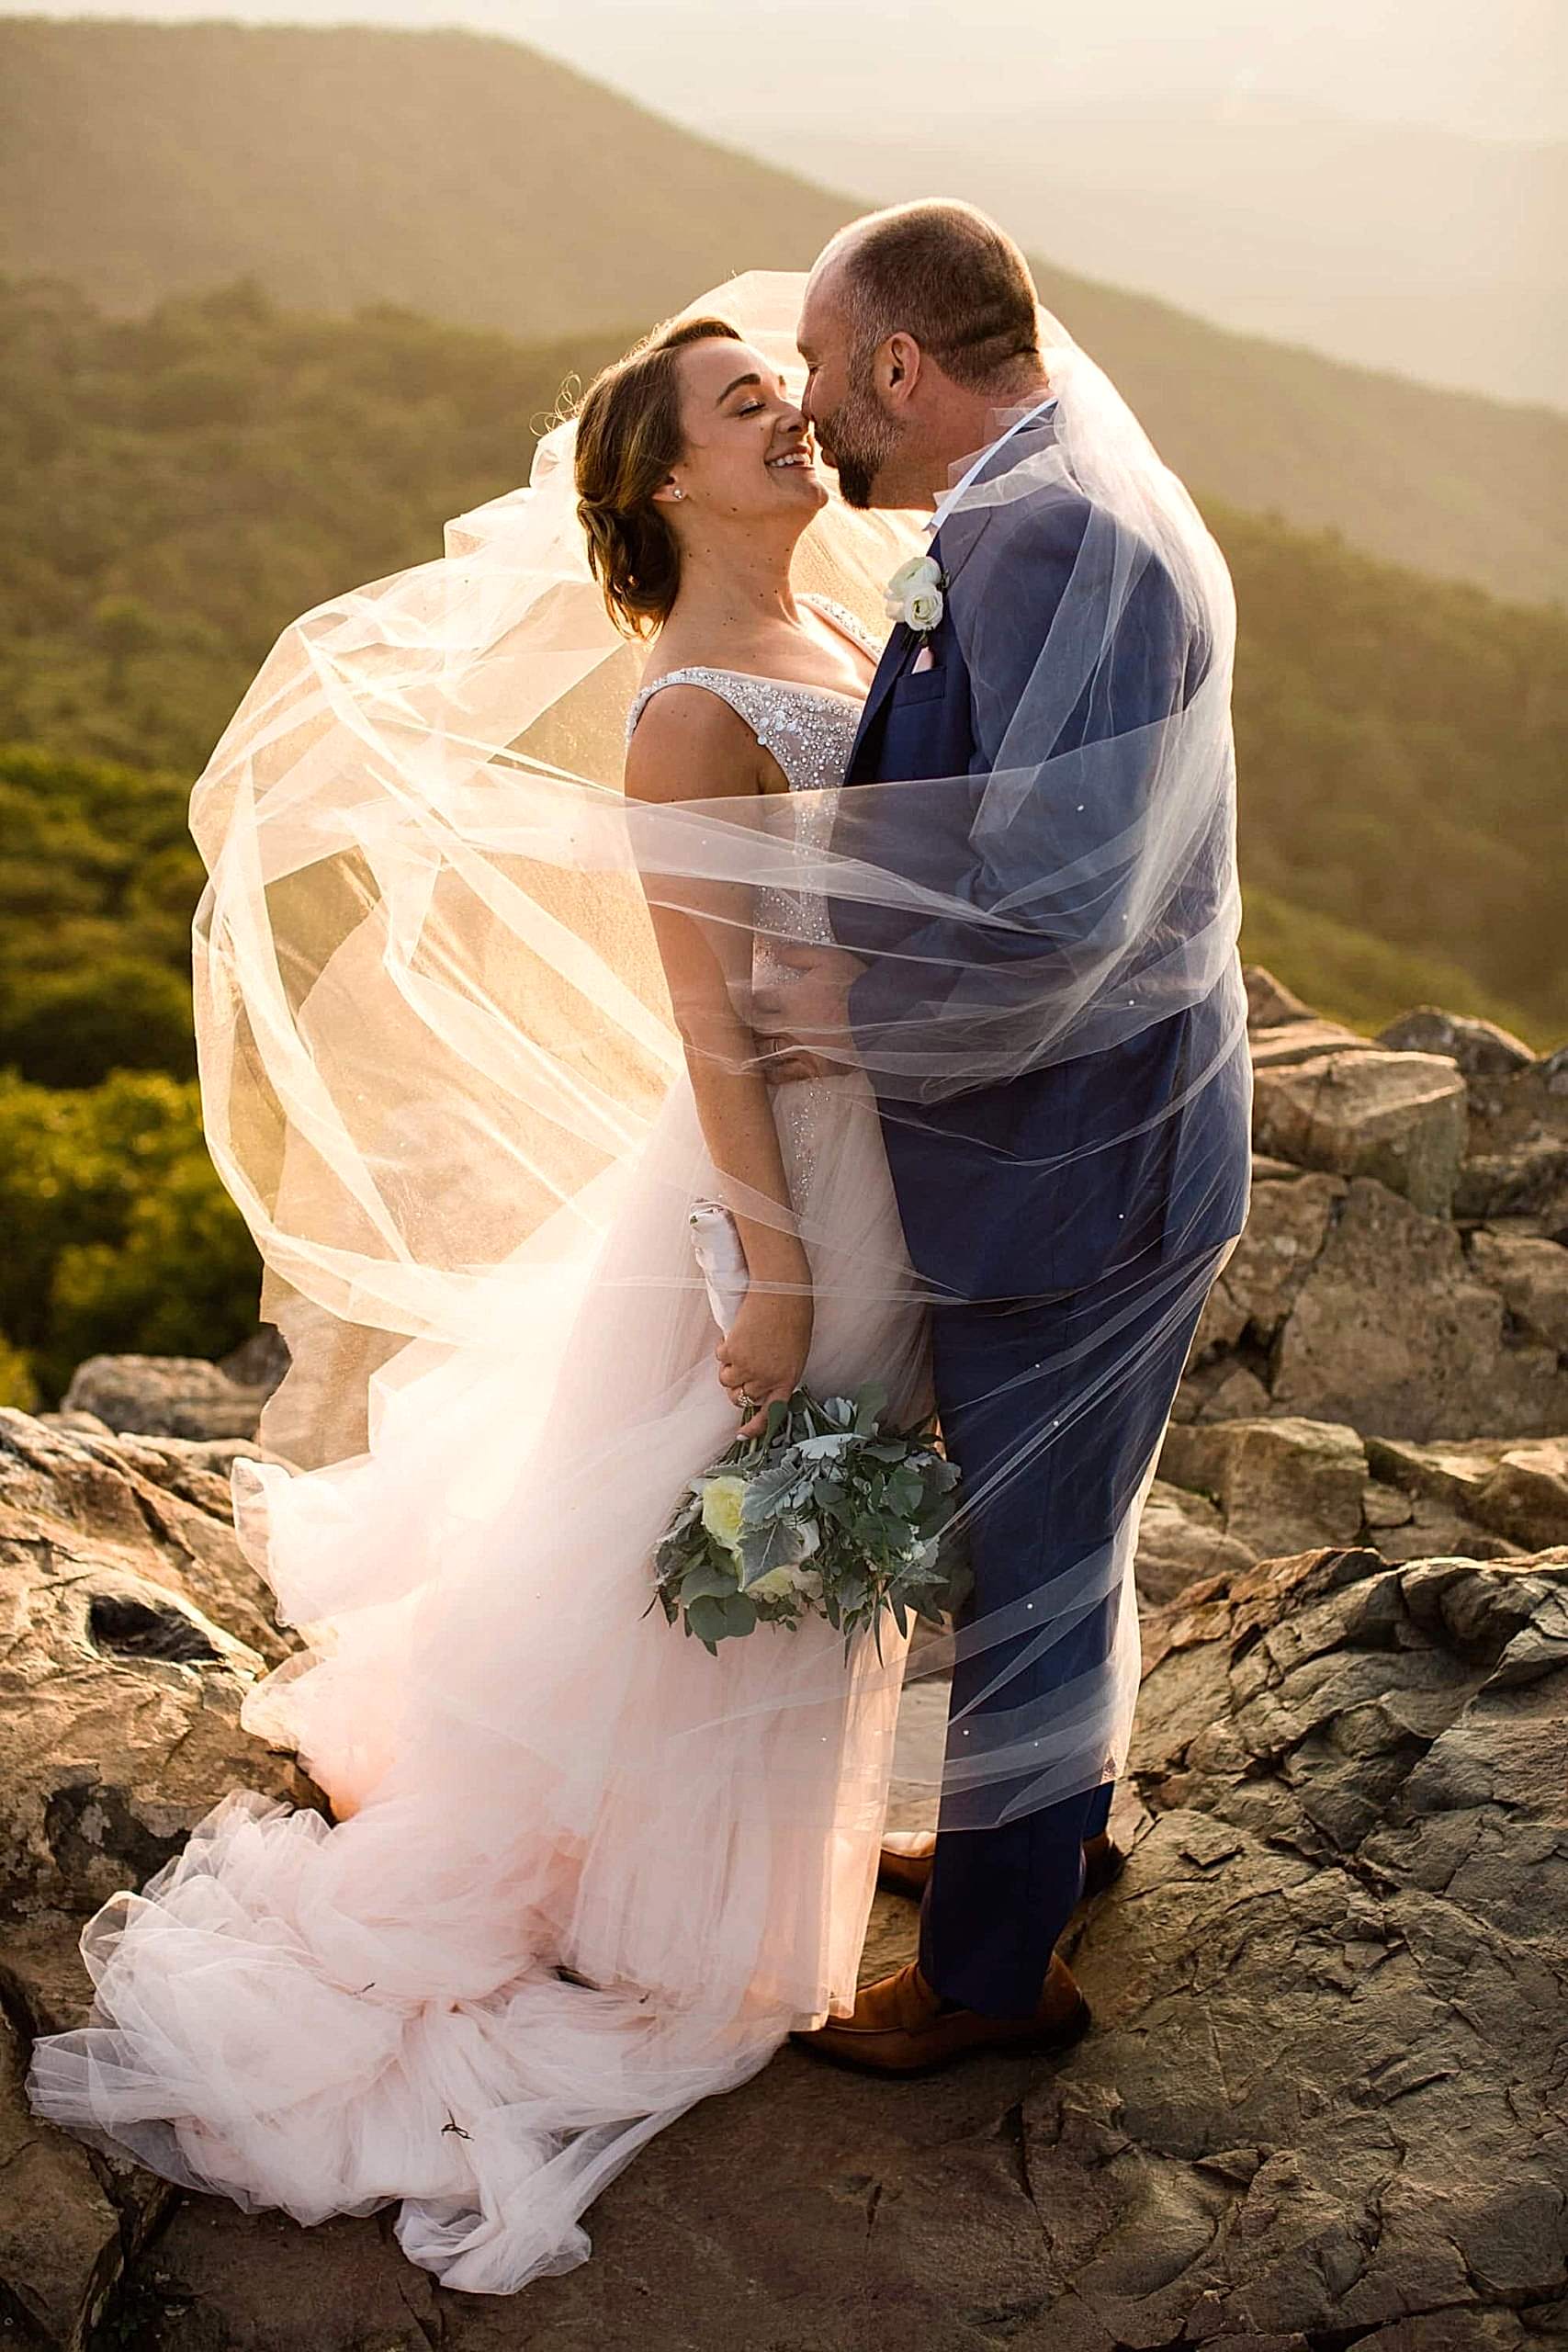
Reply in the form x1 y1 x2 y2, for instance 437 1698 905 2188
843 491 1198 1051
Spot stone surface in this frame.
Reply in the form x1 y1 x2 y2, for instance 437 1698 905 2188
1455 1141 1568 1236
1248 1018 1381 1070
1043 1544 1568 2348
1152 1415 1563 1575
1242 964 1316 1031
1133 1479 1255 1608
61 1354 272 1442
1158 1416 1368 1560
1367 1435 1568 1555
0 1412 314 1932
1270 1182 1568 1440
1376 1004 1536 1077
1182 1172 1568 1442
62 1544 1568 2352
1192 1170 1346 1362
217 1326 290 1396
1469 1229 1568 1351
0 2004 123 2352
1251 1050 1469 1219
0 1412 323 2344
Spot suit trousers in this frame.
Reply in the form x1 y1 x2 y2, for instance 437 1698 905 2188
916 1238 1229 2015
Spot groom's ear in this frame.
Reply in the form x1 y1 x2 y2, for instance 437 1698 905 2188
881 333 923 411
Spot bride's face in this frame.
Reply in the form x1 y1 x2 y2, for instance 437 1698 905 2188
658 339 827 528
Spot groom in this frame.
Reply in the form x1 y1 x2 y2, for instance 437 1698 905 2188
757 201 1253 2072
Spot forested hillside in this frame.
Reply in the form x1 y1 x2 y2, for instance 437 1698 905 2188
2 18 1565 604
4 276 1562 1044
2 277 613 771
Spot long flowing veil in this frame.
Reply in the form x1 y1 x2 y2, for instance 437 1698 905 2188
189 267 1248 1838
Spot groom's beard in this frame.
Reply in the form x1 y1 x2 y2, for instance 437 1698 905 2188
818 382 902 511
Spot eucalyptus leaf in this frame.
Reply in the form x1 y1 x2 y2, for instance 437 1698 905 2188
852 1384 888 1433
795 1432 852 1461
685 1594 729 1646
722 1591 759 1637
680 1558 739 1603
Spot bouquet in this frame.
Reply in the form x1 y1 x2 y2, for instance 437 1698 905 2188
649 1200 968 1658
649 1384 966 1659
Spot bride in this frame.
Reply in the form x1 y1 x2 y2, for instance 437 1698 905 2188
24 301 939 2294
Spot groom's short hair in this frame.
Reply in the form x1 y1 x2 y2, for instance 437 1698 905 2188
828 200 1042 390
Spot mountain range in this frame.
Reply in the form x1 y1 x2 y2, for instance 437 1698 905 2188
753 100 1566 413
1 17 1564 605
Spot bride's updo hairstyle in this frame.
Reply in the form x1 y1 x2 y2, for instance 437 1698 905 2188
574 314 743 638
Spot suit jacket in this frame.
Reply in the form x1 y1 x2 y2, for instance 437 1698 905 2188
831 413 1252 1302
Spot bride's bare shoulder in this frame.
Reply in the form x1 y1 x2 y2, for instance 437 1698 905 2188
623 676 763 805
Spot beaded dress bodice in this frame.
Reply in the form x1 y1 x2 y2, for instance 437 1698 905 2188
625 596 879 968
625 596 881 1182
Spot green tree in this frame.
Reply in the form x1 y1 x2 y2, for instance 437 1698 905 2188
0 957 196 1087
0 1069 260 1403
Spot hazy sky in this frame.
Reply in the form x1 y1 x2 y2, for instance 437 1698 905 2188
10 0 1567 142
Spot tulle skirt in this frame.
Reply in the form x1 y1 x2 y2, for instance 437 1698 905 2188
26 1071 931 2293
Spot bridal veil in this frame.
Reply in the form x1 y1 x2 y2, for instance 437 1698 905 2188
186 268 1248 1838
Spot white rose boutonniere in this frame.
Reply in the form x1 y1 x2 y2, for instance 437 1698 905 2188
884 553 946 635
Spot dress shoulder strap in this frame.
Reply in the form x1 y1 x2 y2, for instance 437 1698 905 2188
625 666 781 748
800 592 884 662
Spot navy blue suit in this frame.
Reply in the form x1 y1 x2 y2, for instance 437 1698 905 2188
833 414 1252 2013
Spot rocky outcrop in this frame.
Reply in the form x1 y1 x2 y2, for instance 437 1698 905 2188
1179 971 1568 1436
1251 1050 1469 1218
59 1539 1567 2352
58 1353 276 1443
1157 1410 1568 1563
0 1410 319 2347
1364 1434 1568 1556
1029 1542 1568 2346
1133 1480 1256 1608
1375 1004 1536 1077
1180 1168 1568 1439
1158 1415 1370 1559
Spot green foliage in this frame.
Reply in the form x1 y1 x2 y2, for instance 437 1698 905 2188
1218 504 1568 1039
0 1068 259 1406
0 1334 39 1414
0 742 202 1083
0 275 617 773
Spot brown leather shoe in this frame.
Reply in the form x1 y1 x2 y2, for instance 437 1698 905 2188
791 1953 1090 2077
877 1827 1127 1902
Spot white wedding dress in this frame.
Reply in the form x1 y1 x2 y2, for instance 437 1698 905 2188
26 615 932 2294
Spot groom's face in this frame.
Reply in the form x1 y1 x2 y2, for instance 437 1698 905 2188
797 273 902 511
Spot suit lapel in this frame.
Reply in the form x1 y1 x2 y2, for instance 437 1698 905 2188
846 617 918 776
844 411 1055 783
933 504 994 595
845 508 996 780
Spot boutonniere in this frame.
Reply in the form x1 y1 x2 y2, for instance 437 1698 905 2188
884 553 946 635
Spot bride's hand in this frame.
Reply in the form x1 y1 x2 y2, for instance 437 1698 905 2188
750 944 863 1086
716 1291 814 1438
